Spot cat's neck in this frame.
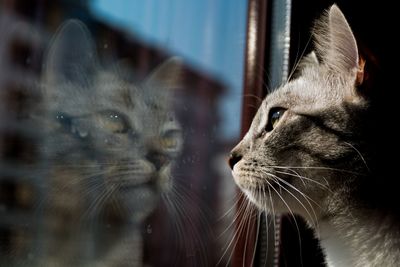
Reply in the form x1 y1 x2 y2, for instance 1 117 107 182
318 220 352 267
317 204 400 267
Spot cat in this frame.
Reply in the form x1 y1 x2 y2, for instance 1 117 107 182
15 19 183 267
229 5 399 267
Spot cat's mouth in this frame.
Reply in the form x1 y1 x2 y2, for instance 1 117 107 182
117 182 160 222
119 179 158 192
116 165 172 192
103 158 172 189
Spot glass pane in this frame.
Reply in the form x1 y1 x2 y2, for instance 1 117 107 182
0 1 247 266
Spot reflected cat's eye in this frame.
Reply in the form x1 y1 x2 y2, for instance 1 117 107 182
162 137 178 149
55 113 72 129
98 111 130 134
161 130 182 151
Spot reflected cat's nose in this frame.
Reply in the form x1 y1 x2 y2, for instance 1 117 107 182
146 151 168 171
228 151 242 170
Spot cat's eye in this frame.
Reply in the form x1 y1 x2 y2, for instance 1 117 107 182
266 108 286 132
55 113 89 139
55 113 72 129
161 130 182 151
98 111 130 134
162 137 178 149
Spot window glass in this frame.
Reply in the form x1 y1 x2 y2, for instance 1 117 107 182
0 1 247 266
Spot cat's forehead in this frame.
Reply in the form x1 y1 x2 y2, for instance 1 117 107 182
265 71 346 112
92 71 140 109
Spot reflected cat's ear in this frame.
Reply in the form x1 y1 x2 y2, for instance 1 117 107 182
313 5 360 74
145 57 184 89
43 19 98 87
112 58 139 82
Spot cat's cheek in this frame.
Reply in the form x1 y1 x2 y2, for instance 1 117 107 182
231 171 258 204
231 168 255 192
128 159 156 184
231 167 244 188
158 165 173 191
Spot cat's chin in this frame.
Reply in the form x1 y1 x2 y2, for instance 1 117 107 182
111 162 173 191
240 188 274 212
116 166 173 222
118 185 160 222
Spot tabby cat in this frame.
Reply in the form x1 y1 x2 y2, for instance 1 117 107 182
24 20 182 266
229 5 399 267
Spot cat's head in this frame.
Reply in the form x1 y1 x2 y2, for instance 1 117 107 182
37 20 183 222
229 5 369 223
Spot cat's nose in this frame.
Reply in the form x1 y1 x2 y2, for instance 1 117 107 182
146 151 168 171
228 151 242 170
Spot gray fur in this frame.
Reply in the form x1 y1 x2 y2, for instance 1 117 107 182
230 5 399 267
28 20 183 266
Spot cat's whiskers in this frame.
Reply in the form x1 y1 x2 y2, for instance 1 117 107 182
283 167 306 187
54 160 145 169
162 190 196 264
87 185 119 231
245 210 262 267
261 187 271 265
245 168 319 260
241 190 259 267
218 195 241 221
216 197 242 240
217 197 245 266
267 165 365 176
221 196 255 267
265 172 316 222
168 179 213 229
228 197 254 266
35 159 161 221
344 142 370 172
264 177 304 262
242 198 258 267
285 33 313 84
266 183 277 232
247 58 272 93
245 103 261 111
268 173 319 228
163 180 210 267
80 176 108 197
243 94 263 104
34 171 105 213
274 169 332 192
82 183 117 222
161 193 187 263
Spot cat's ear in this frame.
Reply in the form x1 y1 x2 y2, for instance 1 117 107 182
111 58 140 83
296 51 319 72
301 51 319 66
145 57 184 89
43 19 98 87
314 5 362 76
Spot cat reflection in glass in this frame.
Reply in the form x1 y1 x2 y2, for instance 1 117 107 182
230 5 398 267
28 20 183 266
